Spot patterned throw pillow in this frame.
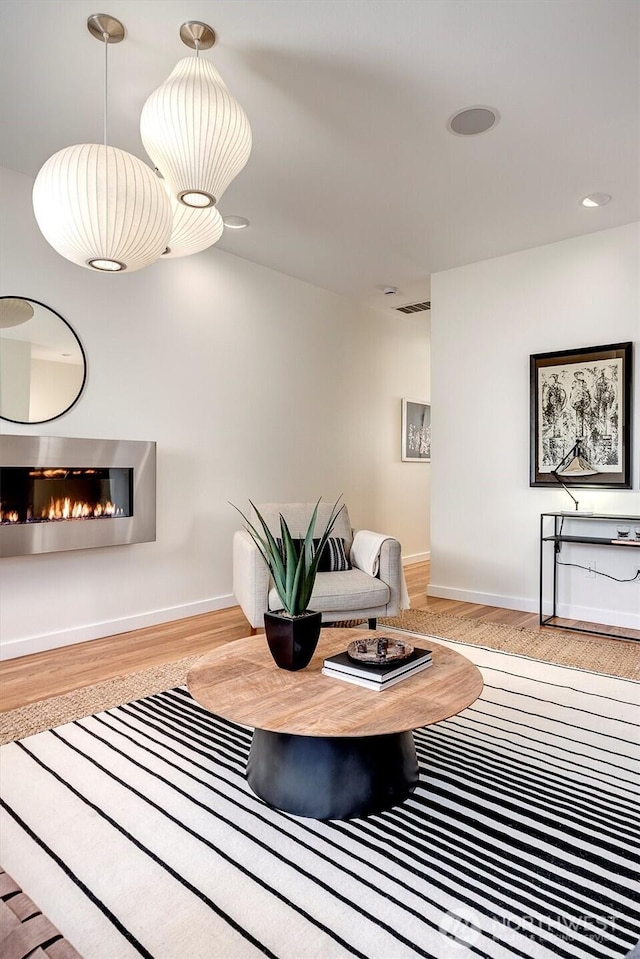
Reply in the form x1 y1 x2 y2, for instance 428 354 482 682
275 537 351 571
315 537 351 572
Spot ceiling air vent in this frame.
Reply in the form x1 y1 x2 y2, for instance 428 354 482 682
395 300 431 314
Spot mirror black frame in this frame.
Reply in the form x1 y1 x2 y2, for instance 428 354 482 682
0 296 87 425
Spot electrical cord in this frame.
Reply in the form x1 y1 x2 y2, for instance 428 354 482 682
555 560 640 583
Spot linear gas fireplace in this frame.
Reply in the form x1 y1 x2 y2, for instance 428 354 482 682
0 436 156 557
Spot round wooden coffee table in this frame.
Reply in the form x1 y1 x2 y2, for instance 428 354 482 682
187 628 483 820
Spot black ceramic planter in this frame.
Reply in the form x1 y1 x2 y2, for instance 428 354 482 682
263 610 322 670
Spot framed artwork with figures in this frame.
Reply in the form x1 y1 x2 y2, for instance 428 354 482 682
402 399 431 462
529 342 632 488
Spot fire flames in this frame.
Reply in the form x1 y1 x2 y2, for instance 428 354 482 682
0 499 124 524
43 498 124 520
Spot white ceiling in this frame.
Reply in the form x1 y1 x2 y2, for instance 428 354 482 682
1 0 638 299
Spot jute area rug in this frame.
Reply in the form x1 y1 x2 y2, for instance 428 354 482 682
1 610 638 745
1 637 638 959
384 610 640 680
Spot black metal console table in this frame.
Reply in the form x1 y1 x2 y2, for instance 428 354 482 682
539 512 640 640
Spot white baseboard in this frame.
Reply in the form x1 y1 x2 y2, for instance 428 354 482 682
427 584 536 613
552 602 639 631
427 584 639 631
0 593 237 661
403 551 430 566
2 555 431 661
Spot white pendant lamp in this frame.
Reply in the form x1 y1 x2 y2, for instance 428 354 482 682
32 15 171 273
140 21 252 210
162 189 224 258
0 298 34 329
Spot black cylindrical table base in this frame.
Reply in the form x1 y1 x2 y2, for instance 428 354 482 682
246 728 419 820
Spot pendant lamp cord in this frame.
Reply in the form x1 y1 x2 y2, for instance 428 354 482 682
103 30 109 147
195 37 200 58
103 29 109 251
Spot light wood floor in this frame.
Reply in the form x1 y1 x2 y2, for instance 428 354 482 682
0 561 635 712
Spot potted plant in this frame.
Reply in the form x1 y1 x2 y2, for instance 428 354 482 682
232 498 344 670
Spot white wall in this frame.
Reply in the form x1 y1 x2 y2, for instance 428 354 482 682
30 358 84 422
0 166 430 658
430 222 640 629
0 338 30 421
345 309 431 561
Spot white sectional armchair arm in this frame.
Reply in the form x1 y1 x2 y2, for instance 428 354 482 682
374 536 405 612
350 531 407 611
232 529 270 628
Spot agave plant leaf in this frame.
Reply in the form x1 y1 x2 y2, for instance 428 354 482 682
247 500 284 561
289 539 311 615
297 498 345 610
279 512 316 616
309 497 344 563
280 515 299 610
230 502 288 600
291 500 322 613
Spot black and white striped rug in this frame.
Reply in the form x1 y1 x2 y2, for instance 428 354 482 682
1 637 638 959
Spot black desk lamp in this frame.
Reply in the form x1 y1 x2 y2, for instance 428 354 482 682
551 440 597 514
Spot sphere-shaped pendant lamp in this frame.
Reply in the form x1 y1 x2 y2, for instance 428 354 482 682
33 144 172 272
140 23 252 210
32 15 171 273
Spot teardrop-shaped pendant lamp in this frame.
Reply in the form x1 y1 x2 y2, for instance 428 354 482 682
32 15 171 273
140 21 252 210
162 190 224 258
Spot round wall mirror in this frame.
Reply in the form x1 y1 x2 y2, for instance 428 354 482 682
0 297 86 424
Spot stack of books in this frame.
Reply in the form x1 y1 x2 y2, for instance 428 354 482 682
322 646 433 691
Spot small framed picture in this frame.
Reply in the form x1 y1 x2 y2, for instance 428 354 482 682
402 399 431 462
529 341 632 488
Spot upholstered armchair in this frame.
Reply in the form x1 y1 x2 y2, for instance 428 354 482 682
233 501 407 630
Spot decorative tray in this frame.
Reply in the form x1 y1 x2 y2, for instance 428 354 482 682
347 635 414 665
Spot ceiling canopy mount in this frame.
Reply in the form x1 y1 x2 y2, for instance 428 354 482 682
86 14 125 43
179 21 217 51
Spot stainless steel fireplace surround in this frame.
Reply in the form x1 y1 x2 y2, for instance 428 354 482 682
0 435 156 557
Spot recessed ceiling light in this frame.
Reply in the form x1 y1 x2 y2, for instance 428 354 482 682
580 193 611 208
448 106 499 136
223 215 250 230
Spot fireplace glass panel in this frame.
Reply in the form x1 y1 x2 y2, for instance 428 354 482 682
0 467 133 524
